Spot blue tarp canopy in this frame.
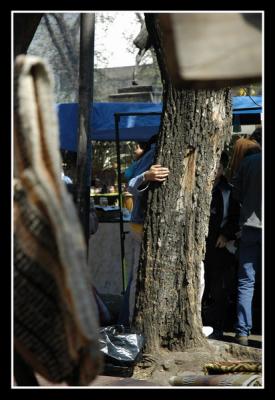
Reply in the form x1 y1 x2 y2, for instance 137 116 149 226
232 96 262 127
57 96 262 151
58 102 162 151
232 95 262 114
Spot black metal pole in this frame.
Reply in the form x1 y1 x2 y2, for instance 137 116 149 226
75 13 95 247
115 114 126 294
113 110 162 294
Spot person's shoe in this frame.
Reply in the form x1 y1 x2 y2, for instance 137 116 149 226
235 335 249 346
202 326 213 337
209 329 224 339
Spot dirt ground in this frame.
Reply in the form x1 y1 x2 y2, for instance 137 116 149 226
16 337 262 388
132 338 262 386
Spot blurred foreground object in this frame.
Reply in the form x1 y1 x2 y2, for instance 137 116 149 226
13 13 43 57
158 13 262 89
13 55 101 385
169 373 262 386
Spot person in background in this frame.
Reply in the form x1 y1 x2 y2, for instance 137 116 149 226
61 170 73 185
60 150 74 185
119 135 215 338
121 140 152 214
118 135 170 327
61 165 74 198
202 151 240 339
61 171 98 237
250 126 262 147
232 128 262 346
124 140 150 182
228 134 261 182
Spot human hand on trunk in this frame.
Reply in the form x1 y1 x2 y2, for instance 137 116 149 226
215 234 228 248
144 164 170 182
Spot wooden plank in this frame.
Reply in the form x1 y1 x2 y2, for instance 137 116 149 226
159 13 262 89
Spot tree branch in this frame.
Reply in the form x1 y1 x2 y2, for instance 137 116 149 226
44 14 75 79
50 13 79 68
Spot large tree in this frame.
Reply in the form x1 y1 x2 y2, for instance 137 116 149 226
132 14 232 353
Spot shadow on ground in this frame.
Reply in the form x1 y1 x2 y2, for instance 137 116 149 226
222 334 262 349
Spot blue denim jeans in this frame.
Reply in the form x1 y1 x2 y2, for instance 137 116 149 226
235 226 262 336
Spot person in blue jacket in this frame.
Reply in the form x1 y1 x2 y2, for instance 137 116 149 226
118 135 170 326
124 141 149 182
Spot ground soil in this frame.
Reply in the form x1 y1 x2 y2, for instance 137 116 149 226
16 337 261 387
132 338 262 386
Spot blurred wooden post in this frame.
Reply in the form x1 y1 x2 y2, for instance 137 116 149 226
13 13 43 58
13 14 43 385
158 13 262 89
75 13 95 247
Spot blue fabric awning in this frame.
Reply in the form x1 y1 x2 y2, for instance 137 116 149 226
57 97 262 151
232 96 262 127
232 96 262 114
57 102 162 151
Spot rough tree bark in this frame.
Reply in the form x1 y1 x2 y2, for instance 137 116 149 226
132 14 232 353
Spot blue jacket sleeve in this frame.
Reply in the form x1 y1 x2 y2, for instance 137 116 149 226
127 146 156 197
128 172 149 197
124 161 137 182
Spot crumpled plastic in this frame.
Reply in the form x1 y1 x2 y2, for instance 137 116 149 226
99 325 144 366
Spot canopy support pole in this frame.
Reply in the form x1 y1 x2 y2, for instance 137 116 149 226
113 111 162 295
115 114 127 294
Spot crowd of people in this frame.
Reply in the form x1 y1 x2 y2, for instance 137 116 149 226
117 127 262 346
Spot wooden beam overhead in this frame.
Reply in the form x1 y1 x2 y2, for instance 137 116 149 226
158 13 262 89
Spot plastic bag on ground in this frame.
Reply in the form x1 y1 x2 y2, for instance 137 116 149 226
99 325 144 376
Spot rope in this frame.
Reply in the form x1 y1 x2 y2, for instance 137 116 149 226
203 361 262 374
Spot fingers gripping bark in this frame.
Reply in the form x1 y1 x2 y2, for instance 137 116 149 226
144 164 170 182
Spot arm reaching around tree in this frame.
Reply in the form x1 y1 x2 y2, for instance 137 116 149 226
144 164 170 182
128 164 169 197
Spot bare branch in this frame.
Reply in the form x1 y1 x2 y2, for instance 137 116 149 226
44 15 76 80
50 13 79 68
135 12 144 24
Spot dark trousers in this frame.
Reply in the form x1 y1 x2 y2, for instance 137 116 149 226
203 247 237 331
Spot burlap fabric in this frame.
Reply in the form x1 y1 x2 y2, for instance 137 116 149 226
13 55 102 385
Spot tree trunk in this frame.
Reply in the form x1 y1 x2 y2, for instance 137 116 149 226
132 14 232 353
